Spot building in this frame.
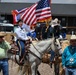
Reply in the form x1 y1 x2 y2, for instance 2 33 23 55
0 0 76 34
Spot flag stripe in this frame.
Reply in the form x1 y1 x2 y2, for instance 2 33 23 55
36 10 51 16
29 15 36 25
37 15 51 20
36 11 51 17
36 9 51 14
36 9 51 16
23 4 37 24
21 3 37 25
21 8 30 20
26 10 35 25
37 14 50 19
36 7 51 12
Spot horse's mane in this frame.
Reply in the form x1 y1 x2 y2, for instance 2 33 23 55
32 38 54 47
30 38 55 52
37 38 54 46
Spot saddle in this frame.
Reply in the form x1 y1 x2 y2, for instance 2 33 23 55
8 40 31 66
8 48 19 55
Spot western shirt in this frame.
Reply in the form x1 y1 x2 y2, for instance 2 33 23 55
0 41 11 59
62 45 76 67
15 26 29 41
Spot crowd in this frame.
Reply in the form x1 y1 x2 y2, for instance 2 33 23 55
28 18 66 40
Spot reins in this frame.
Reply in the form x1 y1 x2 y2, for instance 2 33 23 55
28 50 42 60
31 42 43 55
30 41 53 60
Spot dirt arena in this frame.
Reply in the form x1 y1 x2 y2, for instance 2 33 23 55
0 60 55 75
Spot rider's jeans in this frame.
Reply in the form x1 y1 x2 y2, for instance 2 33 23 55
0 59 9 75
16 40 25 56
65 67 76 75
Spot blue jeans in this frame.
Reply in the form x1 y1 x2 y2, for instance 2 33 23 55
49 50 55 62
65 68 76 75
16 40 25 56
0 59 9 75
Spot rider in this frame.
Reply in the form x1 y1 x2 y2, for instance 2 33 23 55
51 18 62 38
15 19 30 65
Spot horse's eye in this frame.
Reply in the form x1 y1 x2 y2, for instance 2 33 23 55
56 44 59 47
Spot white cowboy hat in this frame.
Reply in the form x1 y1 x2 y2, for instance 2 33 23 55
0 32 6 37
52 18 58 24
53 18 58 23
70 35 76 40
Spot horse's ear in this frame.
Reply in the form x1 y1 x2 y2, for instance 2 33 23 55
54 37 56 42
51 37 55 44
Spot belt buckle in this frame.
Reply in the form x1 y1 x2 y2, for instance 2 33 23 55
69 66 72 68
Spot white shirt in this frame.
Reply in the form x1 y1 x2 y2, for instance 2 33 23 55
15 26 29 40
22 23 31 32
22 24 35 33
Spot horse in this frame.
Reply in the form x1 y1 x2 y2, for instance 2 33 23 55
8 37 62 75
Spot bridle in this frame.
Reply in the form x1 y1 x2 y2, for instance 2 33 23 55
31 42 43 55
29 40 56 60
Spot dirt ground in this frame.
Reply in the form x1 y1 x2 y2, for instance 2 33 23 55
38 63 54 75
0 60 55 75
0 60 18 75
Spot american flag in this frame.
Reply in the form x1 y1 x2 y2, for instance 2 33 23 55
12 0 52 25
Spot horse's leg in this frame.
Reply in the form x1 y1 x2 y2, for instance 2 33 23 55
37 70 40 75
17 66 24 75
35 66 40 75
31 62 37 75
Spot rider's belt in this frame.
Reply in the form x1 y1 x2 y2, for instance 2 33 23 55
17 39 25 42
66 66 76 69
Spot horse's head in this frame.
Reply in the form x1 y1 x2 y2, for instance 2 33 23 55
54 38 63 55
49 38 56 51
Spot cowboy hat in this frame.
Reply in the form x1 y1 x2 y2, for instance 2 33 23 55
51 18 58 24
0 32 7 37
53 18 58 23
70 35 76 40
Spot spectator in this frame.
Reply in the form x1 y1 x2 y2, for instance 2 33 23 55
51 18 62 38
42 25 48 39
47 22 54 38
62 35 76 75
35 23 42 40
0 32 11 75
62 31 66 39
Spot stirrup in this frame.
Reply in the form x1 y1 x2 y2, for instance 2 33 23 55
19 56 24 66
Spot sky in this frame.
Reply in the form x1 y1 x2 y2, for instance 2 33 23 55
1 0 76 4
